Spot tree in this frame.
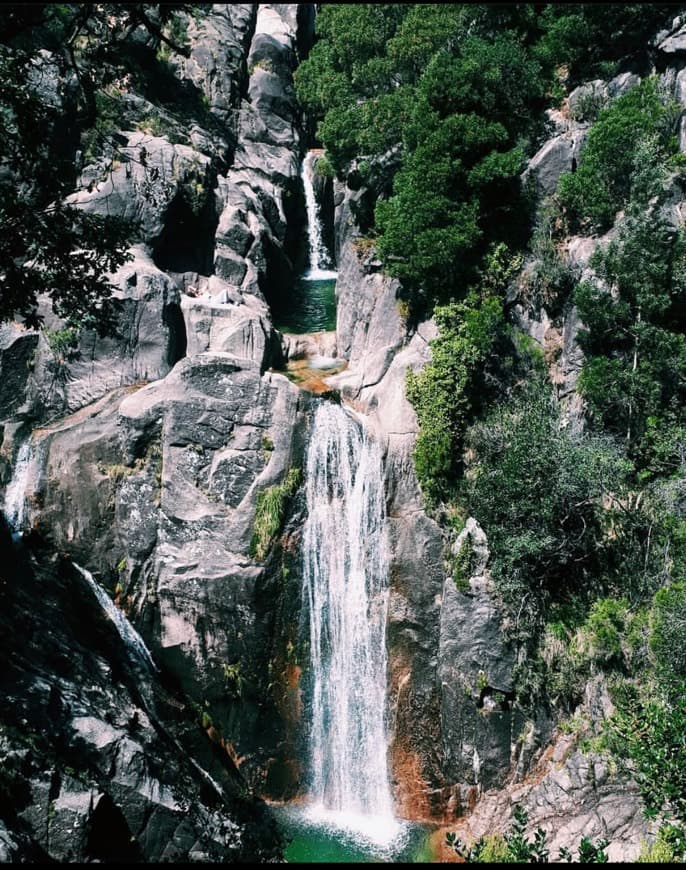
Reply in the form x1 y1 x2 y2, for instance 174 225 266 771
461 376 637 632
557 78 681 233
0 4 192 332
295 5 545 312
573 139 686 469
535 4 675 87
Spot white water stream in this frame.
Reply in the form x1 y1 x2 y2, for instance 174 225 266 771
301 402 401 847
3 441 33 532
73 563 156 674
302 151 338 281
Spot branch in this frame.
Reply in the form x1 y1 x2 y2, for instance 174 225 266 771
129 6 191 58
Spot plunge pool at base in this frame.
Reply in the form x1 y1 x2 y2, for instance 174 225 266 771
271 804 437 863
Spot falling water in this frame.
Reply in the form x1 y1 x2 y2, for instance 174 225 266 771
302 402 400 846
302 151 338 281
73 563 156 673
3 441 33 532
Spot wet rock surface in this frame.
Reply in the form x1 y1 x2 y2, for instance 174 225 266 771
0 517 282 863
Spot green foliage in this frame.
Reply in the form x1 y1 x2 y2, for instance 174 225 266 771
534 5 675 86
609 680 686 824
558 78 681 233
296 5 545 311
568 85 609 124
295 5 678 314
650 582 686 689
450 540 476 593
573 154 686 468
44 327 81 364
521 198 578 316
447 804 609 862
406 286 506 503
637 824 686 863
313 152 335 180
583 598 629 667
249 468 301 562
462 378 631 633
374 32 541 299
221 662 245 700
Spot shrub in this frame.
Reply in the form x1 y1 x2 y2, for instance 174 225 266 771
461 378 630 634
406 291 505 503
573 167 686 466
584 598 629 668
447 804 609 863
249 468 301 561
557 78 681 233
609 680 686 823
637 824 686 863
650 582 686 689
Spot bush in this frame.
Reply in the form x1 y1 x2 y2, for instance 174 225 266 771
557 78 681 233
461 378 631 633
406 287 506 503
583 598 629 667
610 680 686 823
534 4 675 86
650 582 686 689
447 804 609 862
573 160 686 467
638 824 686 863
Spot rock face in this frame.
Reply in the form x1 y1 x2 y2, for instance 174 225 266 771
2 5 682 863
0 4 313 860
0 518 282 863
438 520 521 800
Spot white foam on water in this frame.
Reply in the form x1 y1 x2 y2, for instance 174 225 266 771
302 803 408 852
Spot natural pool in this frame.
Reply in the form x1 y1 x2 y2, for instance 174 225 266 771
273 274 337 334
271 805 437 863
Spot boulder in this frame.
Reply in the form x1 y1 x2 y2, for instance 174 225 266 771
522 135 574 199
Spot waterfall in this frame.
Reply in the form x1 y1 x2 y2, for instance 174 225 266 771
73 563 157 674
302 402 399 844
302 151 337 281
3 441 33 532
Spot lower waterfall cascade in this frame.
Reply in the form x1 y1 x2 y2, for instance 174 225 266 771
300 401 403 848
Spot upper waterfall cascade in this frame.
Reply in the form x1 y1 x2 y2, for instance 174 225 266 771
301 402 400 844
302 151 338 281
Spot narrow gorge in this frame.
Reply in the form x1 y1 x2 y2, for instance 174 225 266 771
2 3 686 864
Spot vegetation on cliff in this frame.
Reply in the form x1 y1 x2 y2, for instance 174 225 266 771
0 4 194 331
297 3 686 854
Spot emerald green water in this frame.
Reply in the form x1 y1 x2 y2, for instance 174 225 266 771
274 276 337 334
271 806 436 863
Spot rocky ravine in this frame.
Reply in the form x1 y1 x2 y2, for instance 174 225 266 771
0 4 312 861
3 3 686 864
